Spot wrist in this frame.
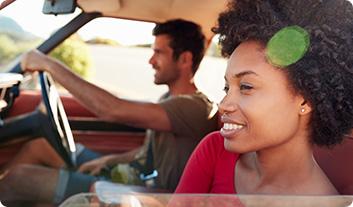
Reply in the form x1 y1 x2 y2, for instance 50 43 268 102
104 154 116 166
43 57 57 73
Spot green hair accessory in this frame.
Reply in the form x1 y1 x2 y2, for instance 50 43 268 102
266 25 310 67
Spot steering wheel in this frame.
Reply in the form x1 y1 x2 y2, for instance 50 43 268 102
39 71 76 168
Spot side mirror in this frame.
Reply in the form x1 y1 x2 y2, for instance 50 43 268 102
42 0 76 15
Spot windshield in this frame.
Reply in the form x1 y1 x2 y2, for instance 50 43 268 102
0 0 80 72
60 193 353 207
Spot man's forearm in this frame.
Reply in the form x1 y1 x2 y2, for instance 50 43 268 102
105 147 142 166
44 58 125 122
22 50 171 130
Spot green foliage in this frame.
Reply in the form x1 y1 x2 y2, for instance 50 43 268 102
86 37 119 46
135 43 152 48
207 41 222 58
50 36 93 79
0 33 42 70
0 34 17 65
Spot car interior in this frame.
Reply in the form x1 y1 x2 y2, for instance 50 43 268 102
0 0 353 203
0 0 229 175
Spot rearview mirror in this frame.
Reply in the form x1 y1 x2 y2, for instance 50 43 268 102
42 0 76 15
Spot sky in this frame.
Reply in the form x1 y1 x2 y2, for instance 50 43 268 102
1 0 353 45
0 0 156 45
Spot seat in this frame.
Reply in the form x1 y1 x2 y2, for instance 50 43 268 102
314 135 353 195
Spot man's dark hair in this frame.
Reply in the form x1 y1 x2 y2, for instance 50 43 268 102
213 0 353 147
153 19 206 74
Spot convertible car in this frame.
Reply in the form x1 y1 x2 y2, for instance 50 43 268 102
1 0 353 206
0 0 228 168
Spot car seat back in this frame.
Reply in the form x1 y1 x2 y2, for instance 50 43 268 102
314 135 353 195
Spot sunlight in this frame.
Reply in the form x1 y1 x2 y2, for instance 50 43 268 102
0 0 79 38
78 18 155 46
0 0 155 45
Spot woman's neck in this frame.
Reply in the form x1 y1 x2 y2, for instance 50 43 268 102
235 136 337 195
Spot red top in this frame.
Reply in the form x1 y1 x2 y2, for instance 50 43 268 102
175 131 239 193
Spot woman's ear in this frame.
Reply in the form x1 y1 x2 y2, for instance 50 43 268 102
299 100 312 115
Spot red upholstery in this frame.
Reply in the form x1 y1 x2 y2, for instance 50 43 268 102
7 90 94 118
6 90 41 117
314 136 353 195
74 131 144 154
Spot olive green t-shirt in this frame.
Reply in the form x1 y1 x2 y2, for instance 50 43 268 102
151 91 219 190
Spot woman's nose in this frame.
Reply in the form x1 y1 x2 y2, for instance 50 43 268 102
218 93 238 115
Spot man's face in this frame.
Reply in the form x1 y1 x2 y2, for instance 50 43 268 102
149 34 180 85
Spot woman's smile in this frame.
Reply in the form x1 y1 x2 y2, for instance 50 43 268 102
220 122 246 139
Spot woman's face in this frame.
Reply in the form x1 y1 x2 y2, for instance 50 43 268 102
219 41 308 153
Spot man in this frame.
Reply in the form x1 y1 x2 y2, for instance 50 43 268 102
0 19 218 204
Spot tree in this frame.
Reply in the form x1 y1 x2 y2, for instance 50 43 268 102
86 37 119 46
50 35 93 79
0 34 17 66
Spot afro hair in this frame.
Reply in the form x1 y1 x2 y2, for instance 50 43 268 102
213 0 353 147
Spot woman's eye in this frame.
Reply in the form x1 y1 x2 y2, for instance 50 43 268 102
239 83 253 91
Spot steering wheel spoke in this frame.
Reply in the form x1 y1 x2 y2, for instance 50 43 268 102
39 72 76 168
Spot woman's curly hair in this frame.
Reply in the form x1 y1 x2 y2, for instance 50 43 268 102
213 0 353 147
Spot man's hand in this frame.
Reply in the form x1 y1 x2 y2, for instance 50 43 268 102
78 156 111 176
21 50 53 73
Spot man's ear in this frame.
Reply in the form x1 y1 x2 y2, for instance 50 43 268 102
178 51 193 68
299 100 312 115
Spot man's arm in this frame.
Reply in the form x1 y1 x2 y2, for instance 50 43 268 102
77 147 141 175
21 50 171 131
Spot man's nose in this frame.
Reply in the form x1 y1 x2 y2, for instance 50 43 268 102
149 54 155 65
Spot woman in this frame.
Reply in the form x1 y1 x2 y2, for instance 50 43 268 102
176 0 353 195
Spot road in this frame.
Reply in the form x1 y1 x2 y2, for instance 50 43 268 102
89 45 227 103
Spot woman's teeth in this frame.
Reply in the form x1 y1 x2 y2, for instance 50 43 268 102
222 123 244 130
